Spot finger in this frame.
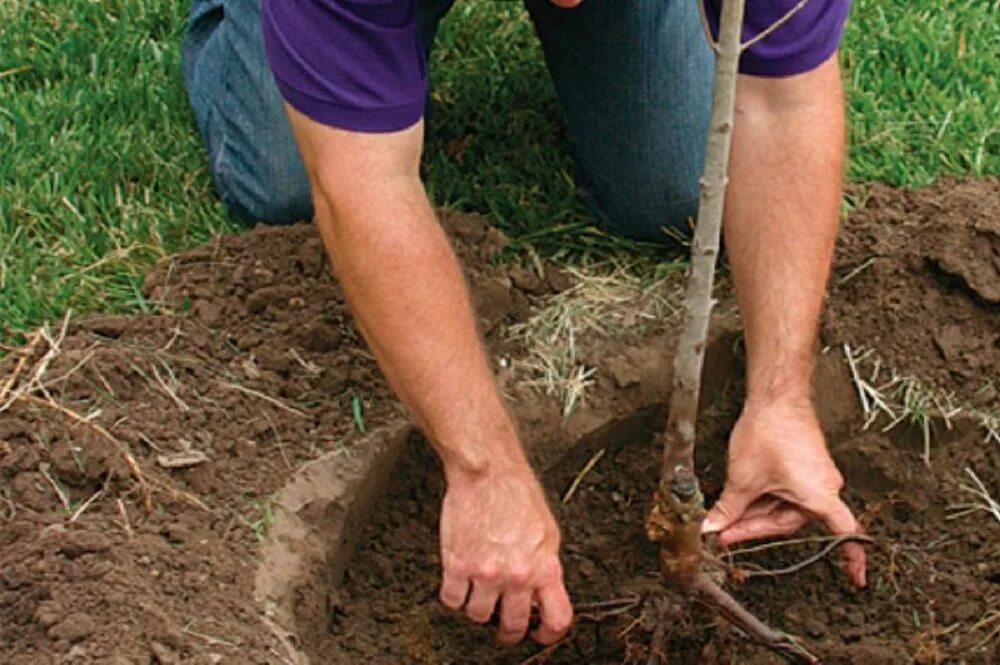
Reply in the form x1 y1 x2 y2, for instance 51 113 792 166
703 485 757 534
439 569 470 610
465 582 501 624
814 497 868 588
495 589 532 646
717 506 810 546
530 583 573 645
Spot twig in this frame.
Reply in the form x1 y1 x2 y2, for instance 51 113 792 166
739 0 811 51
562 448 605 504
696 0 719 52
215 379 308 418
838 257 876 285
739 534 874 579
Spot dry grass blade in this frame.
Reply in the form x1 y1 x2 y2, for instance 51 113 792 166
946 467 1000 524
562 448 605 504
215 379 309 418
508 264 682 417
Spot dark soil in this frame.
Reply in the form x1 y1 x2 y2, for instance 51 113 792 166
326 355 999 665
825 177 1000 402
0 213 548 664
1 177 998 665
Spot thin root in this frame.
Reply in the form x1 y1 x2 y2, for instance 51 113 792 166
736 534 874 579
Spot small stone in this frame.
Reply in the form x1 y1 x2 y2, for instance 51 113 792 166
49 612 97 642
150 641 177 665
34 600 64 627
804 618 827 638
59 531 111 558
62 644 88 661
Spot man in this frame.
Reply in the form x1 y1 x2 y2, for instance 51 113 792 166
183 0 867 648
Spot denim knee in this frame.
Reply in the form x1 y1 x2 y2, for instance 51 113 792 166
583 176 699 244
211 151 314 225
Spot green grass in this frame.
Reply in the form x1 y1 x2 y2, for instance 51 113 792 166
2 0 998 337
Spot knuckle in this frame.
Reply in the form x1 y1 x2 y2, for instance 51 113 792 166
507 565 532 587
477 562 501 584
538 557 563 582
444 556 468 578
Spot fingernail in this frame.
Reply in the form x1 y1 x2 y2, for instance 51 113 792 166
701 517 720 534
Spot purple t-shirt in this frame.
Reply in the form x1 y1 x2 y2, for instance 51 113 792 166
263 0 849 133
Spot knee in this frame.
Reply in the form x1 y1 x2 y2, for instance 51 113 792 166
223 183 314 226
583 174 699 244
211 146 314 225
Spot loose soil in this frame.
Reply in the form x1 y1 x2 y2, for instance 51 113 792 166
825 177 1000 402
1 178 997 665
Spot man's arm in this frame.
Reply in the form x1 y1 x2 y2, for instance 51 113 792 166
283 106 572 644
703 55 867 587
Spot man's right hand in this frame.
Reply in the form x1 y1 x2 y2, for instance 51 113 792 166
438 463 572 646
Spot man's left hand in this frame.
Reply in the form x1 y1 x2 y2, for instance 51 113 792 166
703 400 867 588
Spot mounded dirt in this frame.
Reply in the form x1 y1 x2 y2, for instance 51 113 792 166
825 177 1000 402
1 178 997 665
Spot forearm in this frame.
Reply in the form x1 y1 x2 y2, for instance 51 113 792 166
725 55 844 406
286 109 524 479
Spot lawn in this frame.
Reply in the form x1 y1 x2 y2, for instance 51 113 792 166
1 0 998 337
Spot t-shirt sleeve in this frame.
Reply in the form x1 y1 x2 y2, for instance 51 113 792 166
262 0 426 132
703 0 851 77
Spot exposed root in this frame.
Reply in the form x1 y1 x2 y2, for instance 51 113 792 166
644 619 667 665
518 639 567 665
691 572 820 664
732 534 874 579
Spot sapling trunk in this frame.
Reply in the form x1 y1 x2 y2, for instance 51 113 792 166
645 1 821 662
645 0 744 589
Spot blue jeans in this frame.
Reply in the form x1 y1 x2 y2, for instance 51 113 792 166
182 0 712 242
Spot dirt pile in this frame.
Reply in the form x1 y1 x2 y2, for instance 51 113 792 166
0 213 575 664
825 177 1000 401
